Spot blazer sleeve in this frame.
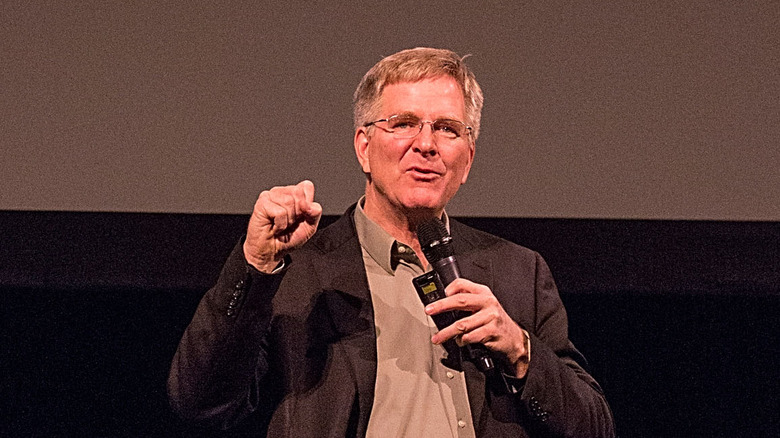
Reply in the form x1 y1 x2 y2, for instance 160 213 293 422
167 240 285 429
519 252 616 438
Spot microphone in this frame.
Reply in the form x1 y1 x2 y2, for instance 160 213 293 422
415 218 495 373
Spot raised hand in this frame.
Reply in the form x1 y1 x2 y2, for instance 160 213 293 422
243 180 322 273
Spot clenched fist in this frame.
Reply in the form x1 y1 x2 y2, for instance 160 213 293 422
243 180 322 273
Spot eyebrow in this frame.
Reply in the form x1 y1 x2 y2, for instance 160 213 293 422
391 111 419 119
390 112 462 121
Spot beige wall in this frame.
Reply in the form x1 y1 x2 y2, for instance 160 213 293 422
2 1 778 220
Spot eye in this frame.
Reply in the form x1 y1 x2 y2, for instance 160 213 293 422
434 120 462 137
388 116 419 130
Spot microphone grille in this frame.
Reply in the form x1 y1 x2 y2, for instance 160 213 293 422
416 218 453 262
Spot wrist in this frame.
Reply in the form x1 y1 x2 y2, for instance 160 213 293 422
511 329 532 378
243 241 284 274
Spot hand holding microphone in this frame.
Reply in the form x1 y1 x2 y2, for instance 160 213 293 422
415 218 530 378
415 218 495 373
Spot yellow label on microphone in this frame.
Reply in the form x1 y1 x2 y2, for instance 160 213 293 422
421 282 438 295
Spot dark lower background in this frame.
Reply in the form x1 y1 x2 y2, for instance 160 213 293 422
2 211 778 437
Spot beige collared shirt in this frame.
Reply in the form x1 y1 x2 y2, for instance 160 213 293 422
355 200 475 438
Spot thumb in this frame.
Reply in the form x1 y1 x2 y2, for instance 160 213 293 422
297 180 322 218
300 179 315 202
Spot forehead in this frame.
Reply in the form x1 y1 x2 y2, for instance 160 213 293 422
379 76 466 118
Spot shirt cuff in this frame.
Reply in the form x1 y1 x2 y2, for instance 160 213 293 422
246 255 290 276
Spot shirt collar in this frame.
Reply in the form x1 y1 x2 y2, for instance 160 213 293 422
353 197 450 275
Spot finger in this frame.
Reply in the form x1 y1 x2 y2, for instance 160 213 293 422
431 324 459 344
433 312 501 348
459 324 494 346
458 309 500 343
266 191 299 232
463 305 499 329
425 293 484 315
255 191 281 226
431 313 478 344
444 278 491 297
261 199 290 234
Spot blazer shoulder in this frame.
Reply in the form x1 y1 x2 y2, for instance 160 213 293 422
450 219 538 260
299 204 360 256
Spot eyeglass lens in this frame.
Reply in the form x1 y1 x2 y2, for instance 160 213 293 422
384 115 467 139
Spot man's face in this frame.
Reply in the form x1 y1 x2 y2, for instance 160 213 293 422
355 75 475 221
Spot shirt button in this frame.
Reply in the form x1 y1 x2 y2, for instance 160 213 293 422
458 420 467 428
446 371 455 379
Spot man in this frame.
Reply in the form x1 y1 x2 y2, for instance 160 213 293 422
169 47 615 437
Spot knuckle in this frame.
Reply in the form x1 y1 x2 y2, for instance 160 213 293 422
279 192 294 204
267 186 284 196
257 191 273 206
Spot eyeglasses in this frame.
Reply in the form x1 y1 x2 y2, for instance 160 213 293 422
364 114 472 141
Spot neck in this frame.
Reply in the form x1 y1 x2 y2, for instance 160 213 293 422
361 193 442 262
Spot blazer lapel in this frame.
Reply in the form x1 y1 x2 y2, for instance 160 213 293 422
309 211 377 432
452 222 495 430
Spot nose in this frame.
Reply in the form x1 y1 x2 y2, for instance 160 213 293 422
412 122 438 157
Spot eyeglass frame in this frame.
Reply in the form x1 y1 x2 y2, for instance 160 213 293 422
363 114 473 141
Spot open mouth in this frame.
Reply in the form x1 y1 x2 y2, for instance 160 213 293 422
407 167 440 181
407 166 441 180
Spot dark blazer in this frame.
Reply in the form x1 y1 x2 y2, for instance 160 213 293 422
168 206 615 437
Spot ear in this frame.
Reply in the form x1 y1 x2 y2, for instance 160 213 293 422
460 140 475 184
354 127 371 174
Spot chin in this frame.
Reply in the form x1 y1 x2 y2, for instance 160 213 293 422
399 194 447 214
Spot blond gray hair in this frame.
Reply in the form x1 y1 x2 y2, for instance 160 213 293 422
353 47 484 140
